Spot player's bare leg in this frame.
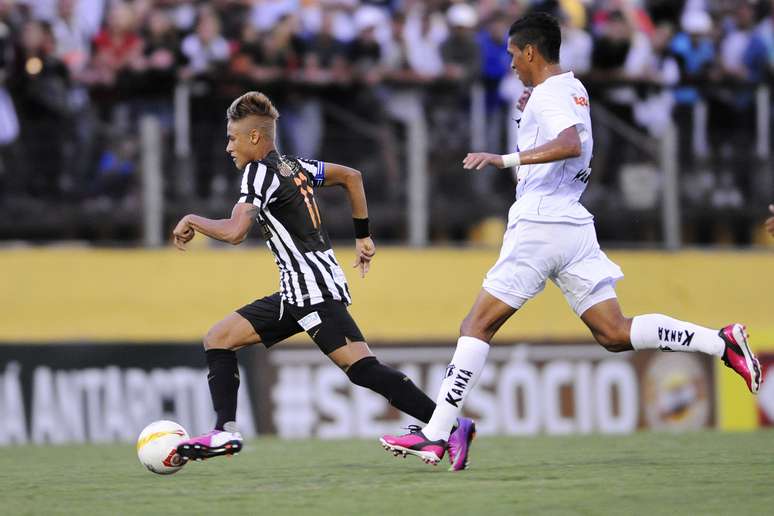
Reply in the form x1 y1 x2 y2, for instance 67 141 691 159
327 339 374 369
581 298 761 393
177 313 259 461
381 290 515 467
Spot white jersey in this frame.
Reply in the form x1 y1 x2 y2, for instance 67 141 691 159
512 71 593 225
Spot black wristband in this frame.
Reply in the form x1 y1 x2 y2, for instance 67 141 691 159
353 217 370 239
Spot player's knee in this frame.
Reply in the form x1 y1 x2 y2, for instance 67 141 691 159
203 325 235 350
593 327 631 353
345 356 380 387
459 316 493 342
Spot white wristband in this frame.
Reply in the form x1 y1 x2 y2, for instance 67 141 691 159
501 152 521 168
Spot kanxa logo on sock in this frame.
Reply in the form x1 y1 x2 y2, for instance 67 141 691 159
444 368 473 407
445 364 455 379
657 327 695 347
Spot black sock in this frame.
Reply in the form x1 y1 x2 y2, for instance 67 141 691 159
205 349 239 431
346 356 436 423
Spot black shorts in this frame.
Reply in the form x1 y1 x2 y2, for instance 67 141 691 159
236 293 365 355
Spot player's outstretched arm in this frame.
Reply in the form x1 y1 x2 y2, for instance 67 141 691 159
321 162 375 277
463 125 582 170
172 203 257 250
766 204 774 237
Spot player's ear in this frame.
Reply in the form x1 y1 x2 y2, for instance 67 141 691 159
249 128 261 145
524 43 534 62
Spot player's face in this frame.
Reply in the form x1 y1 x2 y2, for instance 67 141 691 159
507 39 532 87
225 120 258 171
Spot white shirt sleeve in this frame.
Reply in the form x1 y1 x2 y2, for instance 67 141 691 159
533 87 585 140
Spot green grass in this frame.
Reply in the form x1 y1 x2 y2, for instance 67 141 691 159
2 431 772 516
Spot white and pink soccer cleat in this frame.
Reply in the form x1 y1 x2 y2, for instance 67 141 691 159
719 323 761 394
380 425 446 465
176 423 243 461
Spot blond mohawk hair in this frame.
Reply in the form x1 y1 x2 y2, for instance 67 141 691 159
226 91 280 122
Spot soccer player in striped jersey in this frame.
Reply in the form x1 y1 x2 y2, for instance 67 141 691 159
171 91 475 464
381 12 760 467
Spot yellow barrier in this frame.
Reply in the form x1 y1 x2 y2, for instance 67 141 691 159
2 246 771 430
2 246 772 345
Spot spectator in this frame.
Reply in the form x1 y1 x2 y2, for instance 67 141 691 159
182 6 231 198
50 0 100 198
250 0 297 34
85 1 142 91
227 20 284 90
442 3 481 85
211 0 251 40
51 0 94 77
381 11 433 111
179 7 229 79
632 21 680 136
350 6 385 88
756 0 774 72
381 11 424 84
301 7 350 86
0 4 19 198
403 4 446 79
708 1 767 212
588 9 654 190
430 3 488 239
670 9 715 171
434 2 481 152
347 6 401 200
476 10 512 155
281 8 349 158
9 20 70 198
559 9 592 74
133 7 181 102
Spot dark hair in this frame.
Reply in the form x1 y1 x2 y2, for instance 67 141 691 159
508 12 561 63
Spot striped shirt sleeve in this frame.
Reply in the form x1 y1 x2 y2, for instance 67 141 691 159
297 158 326 187
237 162 268 208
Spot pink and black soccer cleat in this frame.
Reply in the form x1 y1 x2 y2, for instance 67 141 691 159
176 424 243 461
719 323 761 394
447 417 476 471
379 425 446 465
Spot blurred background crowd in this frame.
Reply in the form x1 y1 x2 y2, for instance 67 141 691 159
1 0 773 245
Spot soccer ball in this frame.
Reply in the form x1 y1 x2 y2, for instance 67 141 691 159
136 420 189 475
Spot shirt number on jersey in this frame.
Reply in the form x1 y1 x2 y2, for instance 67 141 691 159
572 95 589 107
293 173 322 229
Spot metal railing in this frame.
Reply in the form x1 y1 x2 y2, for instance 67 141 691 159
131 82 774 248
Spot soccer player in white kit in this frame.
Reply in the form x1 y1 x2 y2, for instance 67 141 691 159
381 12 761 469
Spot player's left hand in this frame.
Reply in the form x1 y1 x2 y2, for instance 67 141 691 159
172 216 195 251
766 204 774 237
463 152 505 170
353 237 375 278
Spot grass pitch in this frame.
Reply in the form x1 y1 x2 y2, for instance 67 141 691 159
2 431 772 516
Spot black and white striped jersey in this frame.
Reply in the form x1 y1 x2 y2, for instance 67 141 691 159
237 150 352 307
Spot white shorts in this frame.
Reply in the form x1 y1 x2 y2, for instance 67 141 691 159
482 220 624 316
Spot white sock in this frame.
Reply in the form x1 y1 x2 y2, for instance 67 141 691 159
630 314 724 356
422 336 489 441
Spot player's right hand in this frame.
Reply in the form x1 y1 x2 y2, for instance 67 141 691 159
463 152 505 170
766 204 774 237
353 237 375 278
172 216 195 251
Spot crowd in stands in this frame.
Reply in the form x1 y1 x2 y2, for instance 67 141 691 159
1 0 773 243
